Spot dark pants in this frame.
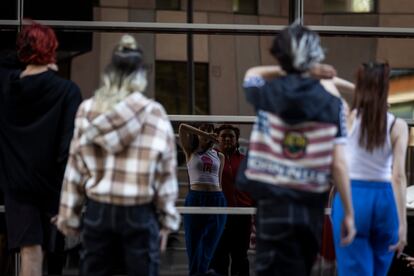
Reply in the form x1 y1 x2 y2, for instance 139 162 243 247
255 199 324 276
184 190 227 276
210 215 251 276
80 200 160 276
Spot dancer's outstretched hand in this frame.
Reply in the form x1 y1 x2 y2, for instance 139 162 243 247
310 63 337 79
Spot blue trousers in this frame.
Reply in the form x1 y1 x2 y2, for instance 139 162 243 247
332 180 399 276
184 190 227 276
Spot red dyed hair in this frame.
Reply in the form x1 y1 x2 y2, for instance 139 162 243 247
17 23 58 65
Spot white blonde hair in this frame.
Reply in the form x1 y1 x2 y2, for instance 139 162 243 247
94 34 147 112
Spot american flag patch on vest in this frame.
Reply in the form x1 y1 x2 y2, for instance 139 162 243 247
245 110 338 193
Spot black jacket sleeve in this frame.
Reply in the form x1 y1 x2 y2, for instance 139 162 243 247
56 83 83 187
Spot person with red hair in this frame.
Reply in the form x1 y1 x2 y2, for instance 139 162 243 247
16 22 58 66
0 22 82 276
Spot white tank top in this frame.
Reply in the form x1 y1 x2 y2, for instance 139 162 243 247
187 149 220 186
346 112 395 182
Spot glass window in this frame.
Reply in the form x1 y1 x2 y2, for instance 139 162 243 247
155 61 209 115
233 0 258 15
0 0 17 19
324 0 375 13
156 0 181 10
389 69 414 119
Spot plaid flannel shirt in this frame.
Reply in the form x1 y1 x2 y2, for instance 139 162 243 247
57 92 180 231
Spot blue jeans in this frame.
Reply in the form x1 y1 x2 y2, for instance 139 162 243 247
332 180 399 276
184 190 227 276
80 200 160 276
255 198 325 276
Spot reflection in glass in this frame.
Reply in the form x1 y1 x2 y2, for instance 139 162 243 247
155 61 209 115
324 0 375 13
352 0 373 12
389 69 414 119
156 0 181 11
0 0 17 20
233 0 258 15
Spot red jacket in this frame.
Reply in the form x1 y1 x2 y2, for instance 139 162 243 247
220 150 254 207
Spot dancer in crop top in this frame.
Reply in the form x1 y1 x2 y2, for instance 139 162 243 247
179 123 227 276
332 62 408 276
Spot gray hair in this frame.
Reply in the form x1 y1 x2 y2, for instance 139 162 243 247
270 23 325 73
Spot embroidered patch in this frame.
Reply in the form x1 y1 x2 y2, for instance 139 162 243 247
282 131 308 159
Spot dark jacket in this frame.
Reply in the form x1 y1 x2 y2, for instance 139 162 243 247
238 74 346 207
0 69 82 211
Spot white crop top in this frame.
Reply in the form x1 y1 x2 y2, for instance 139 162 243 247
346 112 395 182
187 149 220 186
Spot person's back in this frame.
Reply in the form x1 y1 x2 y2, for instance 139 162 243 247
331 62 408 276
0 70 81 204
346 112 394 181
56 35 180 276
238 23 355 276
0 22 82 276
244 74 346 198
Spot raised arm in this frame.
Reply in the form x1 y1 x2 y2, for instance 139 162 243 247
332 77 355 92
244 65 285 80
179 123 217 159
389 119 408 256
245 63 340 84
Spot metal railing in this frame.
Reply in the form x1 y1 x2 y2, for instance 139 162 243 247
4 20 414 38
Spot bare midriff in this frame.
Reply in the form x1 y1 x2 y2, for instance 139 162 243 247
190 183 222 192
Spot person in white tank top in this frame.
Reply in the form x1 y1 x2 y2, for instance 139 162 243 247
332 62 408 276
179 123 227 275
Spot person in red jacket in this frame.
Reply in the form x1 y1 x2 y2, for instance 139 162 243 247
210 124 253 276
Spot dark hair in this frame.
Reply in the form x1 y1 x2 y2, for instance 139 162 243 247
352 62 390 152
105 35 145 88
270 23 324 73
215 124 241 149
17 22 58 65
215 124 240 140
190 123 215 153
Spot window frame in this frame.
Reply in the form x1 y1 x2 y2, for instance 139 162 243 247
321 0 378 15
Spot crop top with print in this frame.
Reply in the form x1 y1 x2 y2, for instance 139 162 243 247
187 149 220 186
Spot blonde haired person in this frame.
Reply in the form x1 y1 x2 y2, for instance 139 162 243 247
55 35 180 276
